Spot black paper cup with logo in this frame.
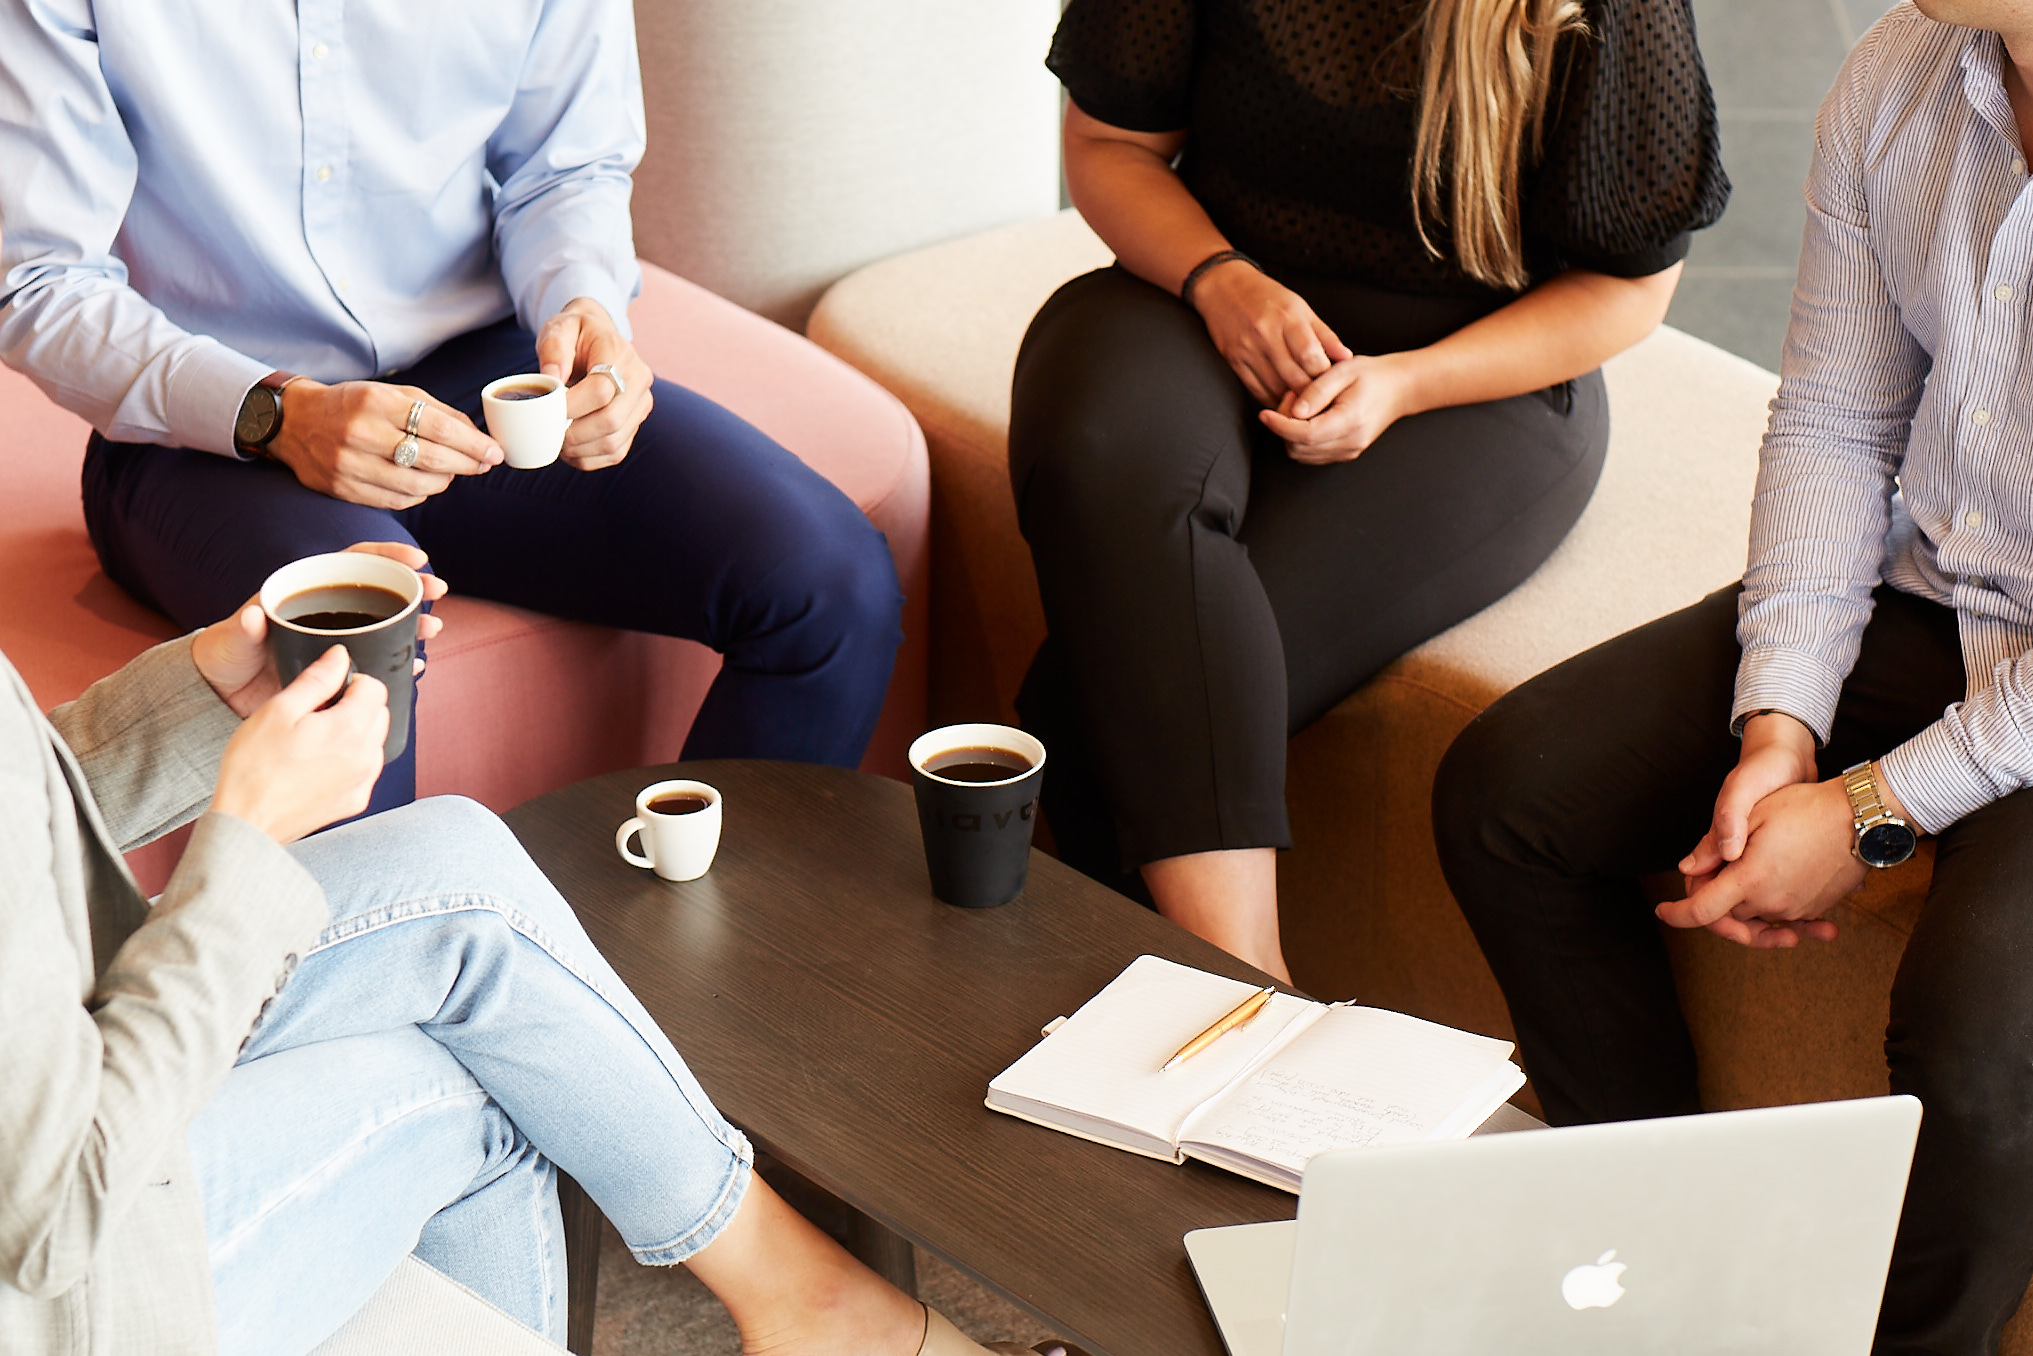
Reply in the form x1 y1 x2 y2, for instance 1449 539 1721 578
909 723 1047 908
259 551 424 764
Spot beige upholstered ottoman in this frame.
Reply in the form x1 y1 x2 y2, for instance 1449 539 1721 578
309 1257 561 1355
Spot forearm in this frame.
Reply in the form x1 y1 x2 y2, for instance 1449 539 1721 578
488 0 644 336
0 277 267 455
48 636 243 852
1877 660 2033 834
1391 265 1681 416
495 179 640 341
1063 108 1222 296
0 3 267 454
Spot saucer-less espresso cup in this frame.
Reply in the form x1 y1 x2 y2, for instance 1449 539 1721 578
259 551 424 763
909 724 1046 908
616 779 723 882
482 373 570 469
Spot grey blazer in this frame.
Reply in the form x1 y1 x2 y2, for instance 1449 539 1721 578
0 637 327 1356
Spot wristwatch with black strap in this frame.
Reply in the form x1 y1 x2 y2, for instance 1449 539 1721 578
1842 760 1918 869
234 370 302 458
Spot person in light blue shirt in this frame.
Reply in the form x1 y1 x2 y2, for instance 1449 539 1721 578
0 0 905 811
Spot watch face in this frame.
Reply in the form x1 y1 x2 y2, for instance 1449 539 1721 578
1858 821 1919 869
235 383 281 447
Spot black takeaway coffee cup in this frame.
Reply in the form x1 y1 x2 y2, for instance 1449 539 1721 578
258 551 424 763
909 723 1047 908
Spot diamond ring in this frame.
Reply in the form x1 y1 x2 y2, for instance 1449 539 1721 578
393 436 420 468
405 399 426 436
589 362 627 397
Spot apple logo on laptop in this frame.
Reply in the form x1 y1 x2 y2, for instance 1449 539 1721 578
1561 1250 1628 1311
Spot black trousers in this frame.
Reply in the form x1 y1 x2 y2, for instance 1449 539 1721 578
1433 583 2033 1355
1008 265 1609 887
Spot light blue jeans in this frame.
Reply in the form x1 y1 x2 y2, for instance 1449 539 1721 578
184 796 754 1356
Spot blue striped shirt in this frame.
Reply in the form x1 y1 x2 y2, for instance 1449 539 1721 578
1734 5 2033 833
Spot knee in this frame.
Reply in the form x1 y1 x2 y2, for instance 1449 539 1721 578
1431 706 1551 918
1008 278 1239 540
761 517 903 657
1888 999 2033 1158
398 795 520 856
390 798 568 921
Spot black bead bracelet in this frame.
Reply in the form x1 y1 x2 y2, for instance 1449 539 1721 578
1179 248 1260 309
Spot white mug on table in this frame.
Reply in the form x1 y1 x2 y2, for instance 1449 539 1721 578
616 780 723 882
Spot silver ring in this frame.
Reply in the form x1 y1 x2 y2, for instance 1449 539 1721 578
589 362 627 397
405 400 426 436
393 436 420 468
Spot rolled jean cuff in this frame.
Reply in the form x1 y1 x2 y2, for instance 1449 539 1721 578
626 1132 754 1266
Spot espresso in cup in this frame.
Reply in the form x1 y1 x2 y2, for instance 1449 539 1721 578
647 792 713 816
909 724 1046 908
482 373 570 469
616 779 723 882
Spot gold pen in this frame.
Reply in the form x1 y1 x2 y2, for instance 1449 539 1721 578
1162 985 1277 1072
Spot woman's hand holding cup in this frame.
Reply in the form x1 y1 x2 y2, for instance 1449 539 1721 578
192 542 446 717
209 647 390 844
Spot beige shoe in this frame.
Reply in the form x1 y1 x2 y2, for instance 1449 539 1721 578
916 1306 1091 1356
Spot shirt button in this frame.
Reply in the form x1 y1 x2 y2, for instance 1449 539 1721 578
2016 157 2027 175
312 42 329 59
1972 407 1991 427
1969 574 1987 588
1998 285 2015 302
1966 509 1985 529
316 165 333 182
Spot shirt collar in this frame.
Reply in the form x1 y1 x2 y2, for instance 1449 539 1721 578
1961 27 2021 150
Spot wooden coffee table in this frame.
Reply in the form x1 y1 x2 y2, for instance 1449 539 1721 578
506 760 1533 1356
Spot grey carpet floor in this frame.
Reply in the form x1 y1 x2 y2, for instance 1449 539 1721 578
591 1220 1064 1355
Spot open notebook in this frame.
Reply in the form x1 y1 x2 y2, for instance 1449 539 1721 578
987 955 1525 1193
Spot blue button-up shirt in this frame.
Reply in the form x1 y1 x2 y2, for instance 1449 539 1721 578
0 0 644 457
1736 7 2033 832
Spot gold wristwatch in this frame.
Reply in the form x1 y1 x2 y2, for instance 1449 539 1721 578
1841 761 1918 869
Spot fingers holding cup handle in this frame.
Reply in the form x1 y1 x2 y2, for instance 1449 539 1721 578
616 817 654 869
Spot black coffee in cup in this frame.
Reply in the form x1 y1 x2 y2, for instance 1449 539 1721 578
922 745 1034 783
260 553 425 765
492 381 551 401
648 792 713 815
279 583 412 632
909 724 1047 908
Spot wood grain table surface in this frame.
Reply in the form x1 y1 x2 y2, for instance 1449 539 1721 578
505 758 1305 1356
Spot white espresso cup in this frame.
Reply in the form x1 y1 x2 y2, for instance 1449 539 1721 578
482 373 570 469
615 780 723 882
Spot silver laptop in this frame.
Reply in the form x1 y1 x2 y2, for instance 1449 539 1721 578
1185 1095 1921 1356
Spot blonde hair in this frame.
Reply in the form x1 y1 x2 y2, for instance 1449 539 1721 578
1411 0 1586 291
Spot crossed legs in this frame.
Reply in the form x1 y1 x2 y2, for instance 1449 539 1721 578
189 796 921 1356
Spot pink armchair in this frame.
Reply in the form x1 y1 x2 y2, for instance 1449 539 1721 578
0 260 930 891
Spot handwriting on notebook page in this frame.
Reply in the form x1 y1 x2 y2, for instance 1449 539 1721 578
1188 1068 1427 1166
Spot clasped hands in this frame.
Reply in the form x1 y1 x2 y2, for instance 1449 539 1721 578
1663 712 1891 949
1190 258 1416 463
267 298 654 509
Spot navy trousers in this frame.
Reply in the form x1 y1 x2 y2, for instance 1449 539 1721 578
82 319 904 813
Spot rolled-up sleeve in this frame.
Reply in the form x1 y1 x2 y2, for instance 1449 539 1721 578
0 0 267 455
487 0 645 338
1732 32 1929 742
